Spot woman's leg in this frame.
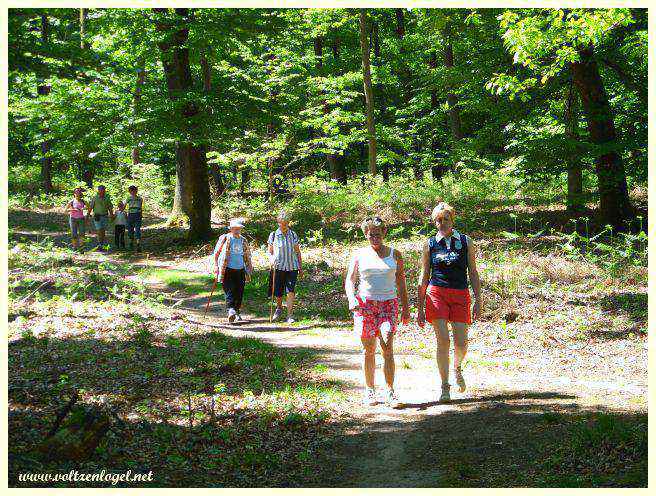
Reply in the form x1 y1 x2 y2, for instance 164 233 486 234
285 270 297 317
378 333 395 389
451 322 469 370
234 270 246 311
135 215 142 240
70 218 78 248
432 319 451 386
222 270 235 311
286 292 295 317
127 215 135 246
360 336 377 388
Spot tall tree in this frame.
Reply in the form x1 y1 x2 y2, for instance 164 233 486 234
564 81 584 213
38 14 53 193
570 44 632 226
497 8 636 229
443 37 464 142
155 8 211 240
130 58 146 167
358 10 377 175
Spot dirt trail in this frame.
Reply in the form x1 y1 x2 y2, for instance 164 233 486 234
173 295 646 487
39 232 645 487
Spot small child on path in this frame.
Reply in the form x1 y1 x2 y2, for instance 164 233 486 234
113 201 127 249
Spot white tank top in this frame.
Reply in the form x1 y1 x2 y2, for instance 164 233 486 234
357 246 397 301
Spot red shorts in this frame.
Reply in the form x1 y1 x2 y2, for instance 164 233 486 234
354 297 399 339
425 285 471 324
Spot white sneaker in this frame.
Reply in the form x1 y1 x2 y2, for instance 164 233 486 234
227 308 237 323
272 308 283 322
286 317 295 324
455 366 466 393
363 388 377 406
385 388 401 408
439 384 451 403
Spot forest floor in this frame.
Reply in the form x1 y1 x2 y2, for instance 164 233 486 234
7 205 648 487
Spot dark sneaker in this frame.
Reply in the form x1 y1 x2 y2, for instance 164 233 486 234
272 308 283 322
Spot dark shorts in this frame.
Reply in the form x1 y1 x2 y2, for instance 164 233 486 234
268 269 298 297
69 217 85 238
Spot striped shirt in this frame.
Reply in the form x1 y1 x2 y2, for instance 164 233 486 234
125 195 143 214
268 228 300 271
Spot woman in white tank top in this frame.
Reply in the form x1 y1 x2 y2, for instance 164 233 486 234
345 216 410 408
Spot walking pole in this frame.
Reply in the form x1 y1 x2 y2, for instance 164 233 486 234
204 268 220 317
269 266 276 323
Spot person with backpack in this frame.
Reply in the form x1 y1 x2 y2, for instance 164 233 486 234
213 218 254 323
417 202 482 403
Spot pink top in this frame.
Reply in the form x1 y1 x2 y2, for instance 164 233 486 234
70 198 86 219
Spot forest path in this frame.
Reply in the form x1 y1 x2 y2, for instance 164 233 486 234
164 285 646 487
64 234 646 487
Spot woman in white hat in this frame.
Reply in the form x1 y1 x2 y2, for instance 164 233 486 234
213 218 254 323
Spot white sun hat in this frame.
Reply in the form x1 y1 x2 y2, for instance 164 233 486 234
229 218 245 228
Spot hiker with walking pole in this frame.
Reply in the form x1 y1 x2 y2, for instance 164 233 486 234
213 218 254 324
417 202 482 403
267 210 303 324
345 216 410 408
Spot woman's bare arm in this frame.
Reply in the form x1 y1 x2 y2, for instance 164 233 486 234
467 238 482 319
345 253 360 310
417 241 431 314
394 249 410 321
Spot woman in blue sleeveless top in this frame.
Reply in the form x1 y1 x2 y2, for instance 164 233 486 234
417 202 482 402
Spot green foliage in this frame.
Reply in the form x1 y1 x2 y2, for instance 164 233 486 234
558 221 647 278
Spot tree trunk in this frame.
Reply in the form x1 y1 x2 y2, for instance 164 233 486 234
267 122 275 201
428 52 446 180
444 40 463 142
395 8 405 38
173 142 211 239
37 405 110 462
79 9 88 50
359 10 377 175
131 60 145 166
371 20 388 182
571 44 633 229
564 83 584 213
38 14 53 193
319 36 347 184
200 49 225 196
155 8 211 240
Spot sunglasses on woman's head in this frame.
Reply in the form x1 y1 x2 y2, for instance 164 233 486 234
364 216 383 225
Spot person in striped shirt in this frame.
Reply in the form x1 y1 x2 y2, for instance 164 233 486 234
267 211 303 324
125 185 143 252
